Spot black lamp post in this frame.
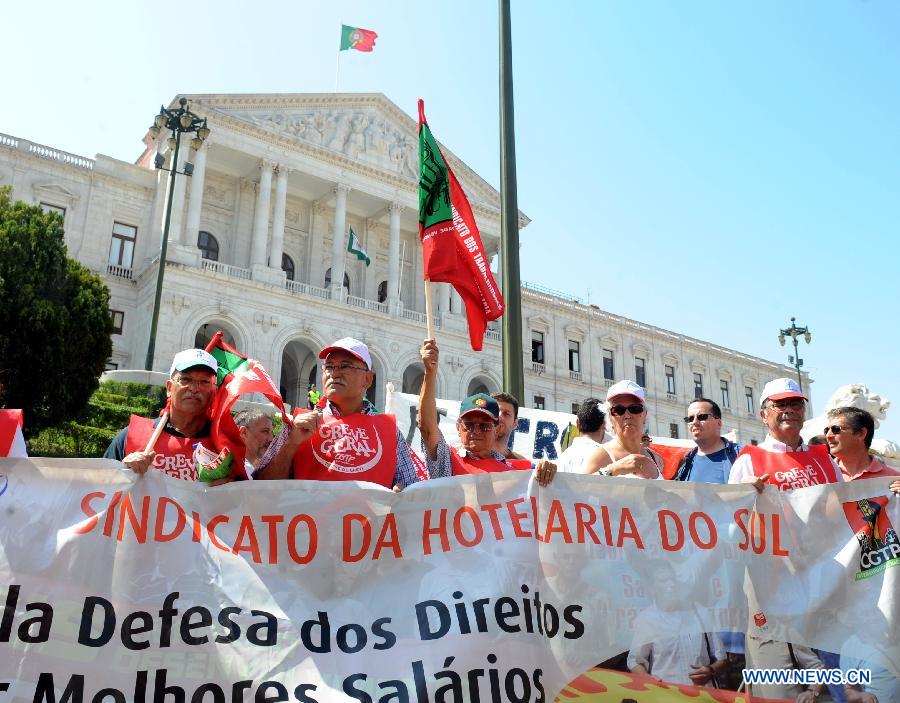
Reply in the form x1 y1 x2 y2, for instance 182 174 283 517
778 316 812 392
144 98 210 371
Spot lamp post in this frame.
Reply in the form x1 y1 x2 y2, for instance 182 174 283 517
777 316 812 392
144 97 210 371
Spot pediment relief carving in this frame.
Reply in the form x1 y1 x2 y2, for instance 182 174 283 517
565 324 586 340
690 359 706 373
32 182 78 202
599 335 619 349
528 315 550 331
661 352 679 366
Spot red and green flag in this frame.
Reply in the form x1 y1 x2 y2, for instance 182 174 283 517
417 99 504 351
340 24 377 52
196 331 288 481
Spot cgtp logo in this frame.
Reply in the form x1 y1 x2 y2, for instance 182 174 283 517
843 496 900 581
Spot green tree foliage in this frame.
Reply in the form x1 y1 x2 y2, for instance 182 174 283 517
0 186 113 435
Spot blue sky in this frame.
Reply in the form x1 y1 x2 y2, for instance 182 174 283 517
3 1 899 440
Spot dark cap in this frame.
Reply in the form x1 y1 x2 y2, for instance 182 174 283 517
458 393 500 421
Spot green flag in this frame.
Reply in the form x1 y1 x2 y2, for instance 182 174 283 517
347 227 371 266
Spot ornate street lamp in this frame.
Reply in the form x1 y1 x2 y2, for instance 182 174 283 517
144 98 210 371
778 316 812 392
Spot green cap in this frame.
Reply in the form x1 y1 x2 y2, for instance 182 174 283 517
458 393 500 421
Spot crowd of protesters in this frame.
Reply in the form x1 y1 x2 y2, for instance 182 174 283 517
74 339 898 702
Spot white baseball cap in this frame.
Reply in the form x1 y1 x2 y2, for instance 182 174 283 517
606 380 646 404
318 337 372 370
169 348 217 376
760 378 808 408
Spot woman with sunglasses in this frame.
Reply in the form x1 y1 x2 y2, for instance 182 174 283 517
579 380 662 479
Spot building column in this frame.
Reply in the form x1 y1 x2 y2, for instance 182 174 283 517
167 137 189 246
451 289 463 315
329 183 351 299
270 165 290 271
250 160 275 267
438 282 451 315
307 201 325 285
387 202 403 314
182 141 208 246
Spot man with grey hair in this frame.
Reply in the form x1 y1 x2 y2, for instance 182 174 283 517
234 408 274 477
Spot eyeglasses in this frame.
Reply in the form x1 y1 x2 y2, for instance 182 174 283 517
824 425 855 436
766 399 805 410
458 421 496 434
322 363 368 375
610 404 645 416
173 375 214 391
684 413 716 423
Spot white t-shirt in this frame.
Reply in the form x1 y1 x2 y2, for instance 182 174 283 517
558 435 604 473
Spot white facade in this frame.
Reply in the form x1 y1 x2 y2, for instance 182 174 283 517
0 92 806 445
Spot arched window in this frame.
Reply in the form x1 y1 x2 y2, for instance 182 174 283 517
282 253 295 281
324 268 351 294
197 231 219 261
377 280 388 303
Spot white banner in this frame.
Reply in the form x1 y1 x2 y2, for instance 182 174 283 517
1 457 898 702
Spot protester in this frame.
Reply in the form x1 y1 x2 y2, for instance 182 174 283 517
256 337 435 489
491 391 528 460
675 399 742 483
307 384 321 410
579 381 662 478
418 339 555 484
826 406 900 493
104 349 217 480
234 409 274 477
558 398 606 473
728 378 840 701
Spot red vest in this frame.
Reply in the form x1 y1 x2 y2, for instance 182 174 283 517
125 415 198 481
292 413 398 487
737 444 839 491
451 449 532 476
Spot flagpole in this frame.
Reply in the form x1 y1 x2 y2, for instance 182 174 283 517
424 279 436 340
334 51 341 92
144 412 169 453
499 0 524 400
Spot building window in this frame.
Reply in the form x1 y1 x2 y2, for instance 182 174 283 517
665 365 676 395
282 253 295 281
531 331 545 364
745 386 754 413
324 268 350 293
40 202 66 219
105 361 119 371
693 373 703 399
197 231 219 261
108 222 137 268
568 340 581 373
534 395 545 410
110 310 124 335
635 357 646 388
721 379 730 408
669 423 679 439
378 280 388 303
571 403 580 415
602 348 615 381
750 439 759 446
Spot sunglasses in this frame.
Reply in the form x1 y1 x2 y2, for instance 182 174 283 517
459 421 496 434
610 404 645 416
684 413 715 423
824 425 855 436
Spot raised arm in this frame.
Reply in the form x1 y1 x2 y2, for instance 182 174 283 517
417 339 441 460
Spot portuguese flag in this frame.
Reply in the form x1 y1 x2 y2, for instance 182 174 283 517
197 332 288 481
418 99 504 351
340 24 378 52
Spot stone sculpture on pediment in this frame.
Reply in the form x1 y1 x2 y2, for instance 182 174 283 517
346 115 367 159
364 118 388 156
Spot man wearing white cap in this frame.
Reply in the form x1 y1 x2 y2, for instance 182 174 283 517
257 337 443 488
729 377 839 701
729 378 840 491
579 380 663 479
104 348 218 480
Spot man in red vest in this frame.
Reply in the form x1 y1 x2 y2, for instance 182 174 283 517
729 377 839 701
418 339 556 483
104 348 218 480
256 337 441 488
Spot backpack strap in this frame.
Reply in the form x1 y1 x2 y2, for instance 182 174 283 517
675 447 698 481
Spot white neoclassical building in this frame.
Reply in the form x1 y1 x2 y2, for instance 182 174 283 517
0 92 805 445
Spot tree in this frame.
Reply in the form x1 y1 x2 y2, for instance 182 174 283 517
0 186 113 435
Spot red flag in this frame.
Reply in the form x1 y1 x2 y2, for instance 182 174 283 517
417 100 504 350
199 332 288 480
0 409 26 458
